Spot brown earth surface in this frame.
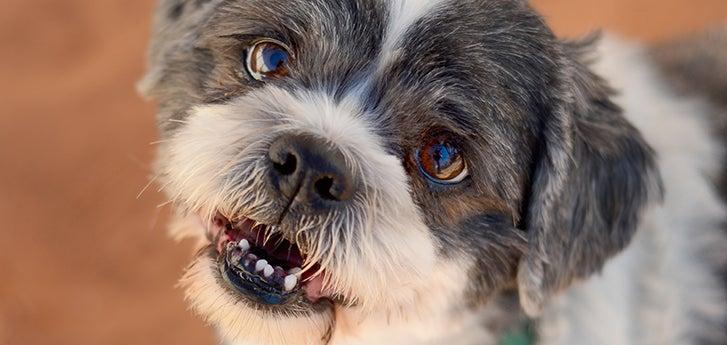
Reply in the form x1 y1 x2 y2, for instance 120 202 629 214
0 1 724 344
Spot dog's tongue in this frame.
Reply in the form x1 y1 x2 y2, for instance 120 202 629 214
303 272 326 302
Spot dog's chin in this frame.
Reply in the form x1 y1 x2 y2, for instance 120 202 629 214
182 254 336 345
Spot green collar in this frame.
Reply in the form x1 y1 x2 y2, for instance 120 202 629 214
497 320 535 345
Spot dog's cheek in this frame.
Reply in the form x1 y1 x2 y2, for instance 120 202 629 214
158 96 281 216
315 158 441 312
428 214 527 308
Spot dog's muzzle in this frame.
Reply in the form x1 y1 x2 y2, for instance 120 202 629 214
208 134 357 310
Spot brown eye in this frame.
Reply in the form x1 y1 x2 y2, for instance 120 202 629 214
245 40 292 81
417 133 468 184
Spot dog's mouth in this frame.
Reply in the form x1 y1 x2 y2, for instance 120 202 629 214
207 213 332 307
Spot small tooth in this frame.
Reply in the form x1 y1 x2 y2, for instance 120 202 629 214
263 264 274 278
246 253 258 261
238 239 250 251
243 259 250 267
284 274 298 292
255 259 268 272
288 267 302 275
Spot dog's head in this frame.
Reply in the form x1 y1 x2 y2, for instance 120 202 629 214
141 0 662 343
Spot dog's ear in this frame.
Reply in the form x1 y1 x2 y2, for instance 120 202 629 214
517 37 663 315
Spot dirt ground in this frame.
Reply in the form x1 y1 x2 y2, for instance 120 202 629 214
0 1 724 344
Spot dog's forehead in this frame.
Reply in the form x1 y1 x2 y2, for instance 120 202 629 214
200 0 558 135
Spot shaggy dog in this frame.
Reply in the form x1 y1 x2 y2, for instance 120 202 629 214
140 0 727 344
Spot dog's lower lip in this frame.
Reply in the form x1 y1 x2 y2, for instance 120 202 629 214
219 243 302 305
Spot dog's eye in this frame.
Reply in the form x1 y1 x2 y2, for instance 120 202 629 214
245 40 291 81
417 133 468 184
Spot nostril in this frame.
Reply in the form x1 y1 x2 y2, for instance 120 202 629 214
269 135 356 203
273 153 297 176
314 176 339 201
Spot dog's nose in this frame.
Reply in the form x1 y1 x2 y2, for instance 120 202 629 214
268 134 355 205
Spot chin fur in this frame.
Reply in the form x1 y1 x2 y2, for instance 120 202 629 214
181 254 335 345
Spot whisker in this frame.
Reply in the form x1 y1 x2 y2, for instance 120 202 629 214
136 174 161 199
149 139 170 145
157 199 174 208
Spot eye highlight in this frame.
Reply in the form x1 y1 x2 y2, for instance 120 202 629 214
245 39 292 81
417 133 469 184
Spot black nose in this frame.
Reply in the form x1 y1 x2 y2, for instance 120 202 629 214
268 134 355 205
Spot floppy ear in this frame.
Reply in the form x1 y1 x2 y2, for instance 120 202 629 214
517 38 663 316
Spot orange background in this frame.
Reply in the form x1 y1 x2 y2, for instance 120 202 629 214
0 1 724 344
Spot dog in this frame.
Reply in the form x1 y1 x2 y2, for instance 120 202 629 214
139 0 727 344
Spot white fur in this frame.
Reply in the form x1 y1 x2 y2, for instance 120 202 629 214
328 257 486 345
219 257 487 345
538 37 727 345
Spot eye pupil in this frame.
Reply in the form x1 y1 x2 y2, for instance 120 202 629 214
433 144 451 171
417 134 468 184
264 49 287 70
246 40 291 81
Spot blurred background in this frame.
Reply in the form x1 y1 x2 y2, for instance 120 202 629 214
0 0 724 344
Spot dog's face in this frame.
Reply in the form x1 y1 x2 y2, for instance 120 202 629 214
141 0 661 344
